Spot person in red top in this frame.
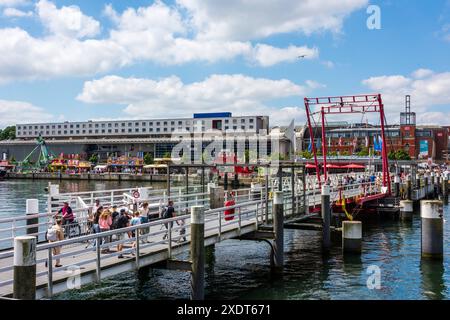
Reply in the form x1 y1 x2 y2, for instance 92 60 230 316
224 192 235 221
58 202 74 226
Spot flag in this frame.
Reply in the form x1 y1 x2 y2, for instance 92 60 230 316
328 136 331 147
365 136 369 148
338 137 343 147
308 139 313 152
316 138 322 150
285 120 296 155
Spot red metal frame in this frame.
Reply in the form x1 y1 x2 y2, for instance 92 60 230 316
304 94 391 195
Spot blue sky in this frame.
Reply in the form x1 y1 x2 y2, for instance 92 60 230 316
0 0 449 128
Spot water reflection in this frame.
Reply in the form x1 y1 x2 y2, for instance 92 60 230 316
420 260 446 300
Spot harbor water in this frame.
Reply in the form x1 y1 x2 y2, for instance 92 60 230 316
0 179 449 300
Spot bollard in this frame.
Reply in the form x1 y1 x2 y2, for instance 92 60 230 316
394 176 400 198
406 175 412 200
13 236 37 300
420 200 444 260
272 191 284 274
342 221 362 254
399 200 413 221
26 199 39 237
190 206 205 300
321 185 331 249
209 186 224 209
415 174 421 191
442 175 448 199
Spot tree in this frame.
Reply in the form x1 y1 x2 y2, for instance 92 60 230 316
89 154 98 164
163 152 172 159
300 150 313 159
0 126 16 140
357 147 370 157
143 153 154 165
388 149 411 161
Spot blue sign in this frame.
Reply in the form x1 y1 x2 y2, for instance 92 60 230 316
419 140 429 157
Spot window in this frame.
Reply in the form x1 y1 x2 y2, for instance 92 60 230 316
241 119 245 123
135 122 139 126
108 123 112 127
135 128 139 132
150 128 153 132
249 125 254 129
122 123 125 127
76 130 80 134
171 128 174 132
115 123 118 127
128 123 132 127
149 122 153 126
82 130 85 134
249 119 254 123
156 122 160 125
115 129 118 133
121 129 125 133
233 119 237 124
58 131 61 134
178 121 182 125
64 130 67 134
102 129 105 133
69 125 73 128
164 121 167 125
142 128 146 132
46 125 49 129
225 126 229 130
95 124 99 128
88 130 92 134
241 126 245 130
128 129 132 132
108 129 112 133
142 122 146 126
76 124 80 128
164 128 167 132
101 123 105 128
171 121 175 125
95 130 98 133
88 124 92 128
156 128 160 132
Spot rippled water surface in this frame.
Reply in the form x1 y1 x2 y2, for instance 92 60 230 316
1 179 449 300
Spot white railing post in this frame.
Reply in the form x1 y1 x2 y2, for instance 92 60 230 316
168 222 172 259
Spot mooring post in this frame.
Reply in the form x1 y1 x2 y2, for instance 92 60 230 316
424 174 430 198
321 185 331 249
209 186 224 210
442 173 448 199
407 175 412 201
400 200 413 221
416 173 420 190
224 172 228 190
265 170 269 223
420 200 444 260
342 221 362 254
394 176 400 198
13 236 36 300
190 205 205 300
291 166 296 215
272 191 284 274
278 168 283 191
26 199 39 237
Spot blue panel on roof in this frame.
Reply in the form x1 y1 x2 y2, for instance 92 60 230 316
193 112 232 118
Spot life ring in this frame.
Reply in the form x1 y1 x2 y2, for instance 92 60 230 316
224 199 235 221
132 190 140 199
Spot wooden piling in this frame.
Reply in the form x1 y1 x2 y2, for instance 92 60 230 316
25 199 39 237
13 236 36 300
272 191 284 274
321 185 331 249
421 200 444 260
190 205 205 300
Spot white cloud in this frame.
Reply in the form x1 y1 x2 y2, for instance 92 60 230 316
252 44 318 67
177 0 368 41
36 0 100 39
3 7 32 17
362 69 450 124
0 28 130 83
77 74 321 125
0 100 53 127
0 0 28 7
0 0 369 83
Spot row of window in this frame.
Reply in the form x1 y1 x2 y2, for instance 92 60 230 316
17 125 255 136
326 131 401 138
17 118 255 131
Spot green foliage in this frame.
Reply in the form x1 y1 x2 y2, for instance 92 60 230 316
163 152 172 159
89 154 98 164
0 126 16 140
328 151 338 157
300 150 313 159
340 151 350 156
357 147 370 157
143 153 154 165
388 149 411 160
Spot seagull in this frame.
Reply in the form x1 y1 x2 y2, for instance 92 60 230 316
298 55 307 58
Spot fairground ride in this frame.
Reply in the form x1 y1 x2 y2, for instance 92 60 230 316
18 135 55 170
304 94 392 195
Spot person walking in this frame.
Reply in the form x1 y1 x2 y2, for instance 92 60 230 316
45 218 64 268
130 211 141 255
139 202 150 243
162 200 175 240
115 209 130 259
99 209 112 253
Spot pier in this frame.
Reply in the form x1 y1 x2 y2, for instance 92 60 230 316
0 162 447 300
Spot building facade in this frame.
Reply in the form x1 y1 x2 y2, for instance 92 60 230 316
16 113 268 140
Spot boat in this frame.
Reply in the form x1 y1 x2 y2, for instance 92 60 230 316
0 160 15 180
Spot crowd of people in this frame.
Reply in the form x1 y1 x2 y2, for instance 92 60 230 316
46 198 186 268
